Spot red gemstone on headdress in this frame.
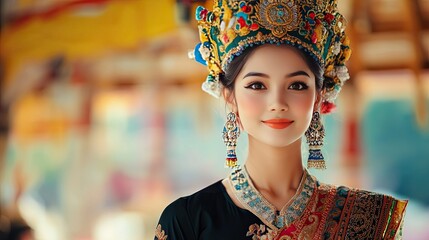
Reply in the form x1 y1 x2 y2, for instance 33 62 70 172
311 32 318 43
238 17 247 28
222 34 229 43
309 12 316 19
241 5 251 13
325 13 334 24
305 22 311 30
200 9 208 20
250 23 259 30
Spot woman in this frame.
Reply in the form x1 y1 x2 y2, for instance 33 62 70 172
155 0 407 239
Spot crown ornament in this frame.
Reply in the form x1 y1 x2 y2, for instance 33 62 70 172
189 0 351 113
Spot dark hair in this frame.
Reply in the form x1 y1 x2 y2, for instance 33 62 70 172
219 45 324 93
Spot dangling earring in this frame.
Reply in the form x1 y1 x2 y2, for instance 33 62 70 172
305 112 326 169
222 112 240 168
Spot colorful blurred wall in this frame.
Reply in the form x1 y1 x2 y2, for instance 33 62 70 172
0 0 428 239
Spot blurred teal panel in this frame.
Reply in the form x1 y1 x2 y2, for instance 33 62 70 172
362 100 429 205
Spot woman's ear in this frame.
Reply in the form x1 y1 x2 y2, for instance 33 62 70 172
222 88 237 111
314 91 322 111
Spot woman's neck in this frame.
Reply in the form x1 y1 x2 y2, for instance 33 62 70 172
244 136 304 209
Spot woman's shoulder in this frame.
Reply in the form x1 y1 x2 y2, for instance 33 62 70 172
161 179 225 213
155 180 226 240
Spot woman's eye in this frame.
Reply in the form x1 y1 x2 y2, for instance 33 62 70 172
245 82 266 90
288 82 308 90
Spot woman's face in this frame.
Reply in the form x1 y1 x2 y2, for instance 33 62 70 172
229 45 318 148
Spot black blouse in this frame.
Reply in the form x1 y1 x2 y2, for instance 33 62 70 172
155 180 263 240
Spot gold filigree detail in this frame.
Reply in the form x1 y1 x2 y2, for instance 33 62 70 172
246 223 277 240
299 215 320 239
155 224 167 240
255 0 301 38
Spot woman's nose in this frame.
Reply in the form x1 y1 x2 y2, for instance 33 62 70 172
269 91 288 112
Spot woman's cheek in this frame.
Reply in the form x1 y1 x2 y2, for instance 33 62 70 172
287 92 316 124
290 91 315 108
236 92 265 122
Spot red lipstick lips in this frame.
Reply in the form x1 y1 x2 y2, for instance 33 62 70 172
262 119 293 129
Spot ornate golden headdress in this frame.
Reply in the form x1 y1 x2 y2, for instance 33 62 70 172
189 0 351 113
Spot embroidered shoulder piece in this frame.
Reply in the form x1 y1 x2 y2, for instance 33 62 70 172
321 185 408 239
229 166 316 230
155 224 168 240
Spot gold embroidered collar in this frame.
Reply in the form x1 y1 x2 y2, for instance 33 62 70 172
228 166 316 230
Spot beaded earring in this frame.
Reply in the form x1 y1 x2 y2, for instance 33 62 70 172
222 112 240 168
305 112 326 169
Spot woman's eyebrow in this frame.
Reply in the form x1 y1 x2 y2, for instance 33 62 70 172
243 70 310 79
243 72 269 79
286 70 311 78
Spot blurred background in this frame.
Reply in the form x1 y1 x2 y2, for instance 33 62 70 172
0 0 428 239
